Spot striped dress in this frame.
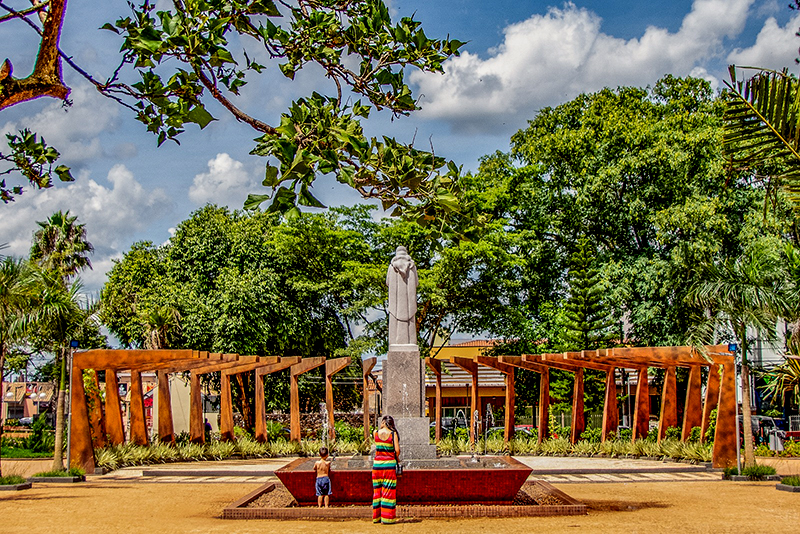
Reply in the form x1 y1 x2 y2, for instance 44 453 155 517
372 431 397 524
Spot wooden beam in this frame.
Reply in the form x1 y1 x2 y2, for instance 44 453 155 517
701 364 721 442
104 370 125 445
633 368 650 440
221 356 280 377
156 370 175 445
476 356 515 442
189 371 204 444
713 362 737 468
658 367 678 441
74 349 197 370
290 357 326 441
451 357 479 444
87 371 106 449
425 358 443 442
570 368 585 443
254 358 301 443
129 371 148 446
362 357 377 442
499 355 547 374
219 372 235 442
68 359 94 472
539 369 549 444
601 367 618 442
682 366 703 441
325 357 351 441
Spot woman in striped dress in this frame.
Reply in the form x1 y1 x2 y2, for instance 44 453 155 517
372 415 400 524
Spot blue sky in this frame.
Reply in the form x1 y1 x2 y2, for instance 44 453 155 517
1 0 799 293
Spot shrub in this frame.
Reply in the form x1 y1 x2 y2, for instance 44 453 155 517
780 475 800 486
176 442 206 461
95 447 119 471
660 438 683 459
265 421 288 441
618 428 632 441
233 426 251 439
754 444 774 457
580 427 601 443
25 414 54 453
664 426 681 440
688 426 702 443
540 437 570 456
723 466 738 478
646 427 658 443
0 475 26 485
571 440 596 456
741 465 777 480
32 467 85 477
782 440 800 457
332 421 363 443
236 436 268 457
704 409 717 443
508 436 538 455
206 441 236 460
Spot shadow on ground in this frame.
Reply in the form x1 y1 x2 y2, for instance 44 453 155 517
581 499 670 512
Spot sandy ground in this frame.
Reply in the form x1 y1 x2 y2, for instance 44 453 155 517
1 480 798 534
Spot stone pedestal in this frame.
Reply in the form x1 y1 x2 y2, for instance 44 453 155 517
382 345 436 459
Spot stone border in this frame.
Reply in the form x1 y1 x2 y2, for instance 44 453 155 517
726 475 782 482
222 481 587 520
28 476 85 483
0 482 32 491
776 483 800 493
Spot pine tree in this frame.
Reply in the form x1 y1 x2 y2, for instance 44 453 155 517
559 238 616 350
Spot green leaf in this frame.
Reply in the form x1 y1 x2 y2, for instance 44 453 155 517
244 193 271 210
100 23 120 34
54 165 74 183
186 106 216 129
247 0 281 16
263 164 279 187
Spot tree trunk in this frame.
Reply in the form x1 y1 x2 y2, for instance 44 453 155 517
739 331 756 469
52 346 67 471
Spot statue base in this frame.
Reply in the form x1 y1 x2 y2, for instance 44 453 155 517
382 346 436 460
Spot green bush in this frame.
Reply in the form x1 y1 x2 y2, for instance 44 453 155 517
723 466 739 478
265 421 288 441
0 475 26 485
754 444 774 457
25 414 55 453
332 421 363 443
741 464 777 480
579 427 602 443
782 440 800 457
32 467 85 478
704 409 717 443
688 426 702 443
780 475 800 486
618 428 632 441
571 440 597 456
646 427 658 443
664 426 681 440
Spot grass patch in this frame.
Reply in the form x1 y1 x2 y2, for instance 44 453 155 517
0 447 52 458
31 467 85 478
780 475 800 486
0 475 26 485
741 465 777 480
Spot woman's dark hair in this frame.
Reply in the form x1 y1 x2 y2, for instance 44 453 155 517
382 415 399 437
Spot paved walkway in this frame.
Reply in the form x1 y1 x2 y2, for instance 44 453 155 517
90 456 722 485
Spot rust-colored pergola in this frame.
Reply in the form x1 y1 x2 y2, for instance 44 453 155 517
426 345 736 468
68 350 360 472
69 345 737 472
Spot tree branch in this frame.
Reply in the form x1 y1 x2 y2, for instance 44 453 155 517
192 64 276 135
0 0 48 23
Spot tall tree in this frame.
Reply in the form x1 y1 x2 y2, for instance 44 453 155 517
0 1 471 236
686 251 790 468
29 210 93 282
0 257 35 477
559 237 617 351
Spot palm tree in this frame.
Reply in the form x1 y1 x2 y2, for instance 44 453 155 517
722 67 800 205
0 257 36 477
141 306 181 350
761 357 800 411
686 251 791 468
30 210 93 283
28 270 86 471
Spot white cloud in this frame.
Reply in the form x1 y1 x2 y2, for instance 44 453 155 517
727 13 800 70
1 85 120 165
1 164 172 291
410 0 755 132
188 153 258 208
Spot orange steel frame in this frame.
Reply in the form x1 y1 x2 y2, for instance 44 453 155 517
426 345 736 468
70 345 736 472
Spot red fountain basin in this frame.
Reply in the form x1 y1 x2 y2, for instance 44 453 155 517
275 456 532 506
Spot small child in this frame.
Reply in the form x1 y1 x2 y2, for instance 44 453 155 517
314 447 333 507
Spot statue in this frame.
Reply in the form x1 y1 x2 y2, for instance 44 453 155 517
386 246 418 346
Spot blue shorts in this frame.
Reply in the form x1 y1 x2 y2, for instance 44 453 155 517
315 476 331 496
